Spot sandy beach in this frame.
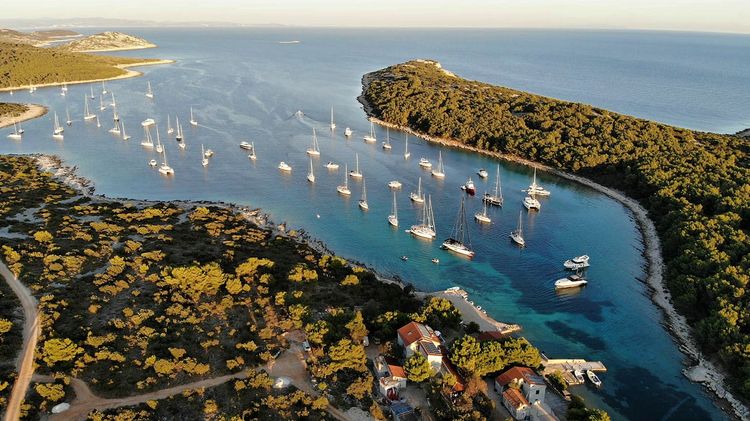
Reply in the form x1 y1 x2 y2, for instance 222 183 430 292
0 104 47 129
418 290 521 334
358 73 749 419
0 59 175 93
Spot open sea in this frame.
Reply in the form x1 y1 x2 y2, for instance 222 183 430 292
3 28 750 420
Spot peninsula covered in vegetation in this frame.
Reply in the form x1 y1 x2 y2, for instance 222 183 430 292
0 40 170 91
361 60 749 404
59 31 156 52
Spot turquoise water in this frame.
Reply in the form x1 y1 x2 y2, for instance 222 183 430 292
4 28 748 420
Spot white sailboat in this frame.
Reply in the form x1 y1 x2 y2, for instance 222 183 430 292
52 112 64 139
344 127 352 137
175 116 184 141
442 196 475 258
337 164 352 196
248 142 257 160
121 119 131 140
358 178 369 210
189 107 198 126
89 85 94 99
146 81 154 99
65 107 72 126
99 95 106 111
388 191 399 227
483 165 504 206
525 168 551 196
349 153 362 178
201 144 209 167
60 83 66 96
7 121 22 140
110 92 117 109
363 121 376 143
307 157 315 183
431 151 445 178
330 107 336 130
155 125 164 153
278 161 292 172
408 195 436 240
158 146 174 175
167 115 174 135
96 115 101 128
108 117 121 135
510 211 525 246
306 128 321 156
474 200 491 224
404 134 411 159
84 95 96 120
101 81 107 95
410 177 425 203
325 161 339 169
140 125 154 148
382 128 392 149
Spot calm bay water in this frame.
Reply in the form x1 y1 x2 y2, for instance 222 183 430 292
4 28 749 420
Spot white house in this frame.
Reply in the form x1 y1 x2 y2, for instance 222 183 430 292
375 355 407 400
502 387 531 420
396 321 441 358
495 366 547 411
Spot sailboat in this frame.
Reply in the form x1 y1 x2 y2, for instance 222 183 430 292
112 102 119 122
363 121 376 143
358 178 369 210
110 92 117 109
307 157 315 183
525 168 551 196
349 153 362 178
432 151 445 178
167 115 174 135
84 95 96 120
410 177 425 203
99 95 106 111
474 199 491 224
337 164 352 195
306 128 321 156
248 142 257 160
189 107 198 126
121 120 131 140
388 191 398 227
408 195 436 240
7 121 22 140
278 161 292 172
201 144 209 166
108 116 121 135
404 134 411 159
155 125 164 153
65 107 72 126
140 125 154 148
60 82 66 96
442 196 475 258
96 115 101 128
330 107 336 130
52 112 64 139
345 127 352 137
89 86 95 100
101 81 107 95
382 128 392 149
483 165 504 206
146 81 154 99
158 146 174 175
510 211 525 246
175 116 184 141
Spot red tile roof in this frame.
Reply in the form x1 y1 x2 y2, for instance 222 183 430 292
388 363 407 379
477 331 506 341
441 359 466 392
397 321 438 348
495 366 545 387
503 388 529 409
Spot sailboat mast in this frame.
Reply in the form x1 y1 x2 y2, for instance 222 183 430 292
362 178 367 201
392 191 398 218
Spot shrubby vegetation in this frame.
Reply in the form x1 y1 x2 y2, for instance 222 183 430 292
0 42 159 88
0 103 28 119
363 60 750 395
0 267 22 413
0 156 421 418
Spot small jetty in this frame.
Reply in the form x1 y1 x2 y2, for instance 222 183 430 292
541 355 607 386
442 287 521 335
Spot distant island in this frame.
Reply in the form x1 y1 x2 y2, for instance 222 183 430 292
0 39 172 93
0 28 81 46
361 60 750 418
59 31 157 52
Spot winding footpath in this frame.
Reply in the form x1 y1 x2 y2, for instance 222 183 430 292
1 261 40 421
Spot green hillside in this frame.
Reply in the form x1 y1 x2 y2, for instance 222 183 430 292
0 42 158 88
362 60 750 395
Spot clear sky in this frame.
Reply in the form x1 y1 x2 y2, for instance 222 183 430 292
5 0 750 34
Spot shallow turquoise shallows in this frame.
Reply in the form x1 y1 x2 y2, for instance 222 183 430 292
4 28 748 420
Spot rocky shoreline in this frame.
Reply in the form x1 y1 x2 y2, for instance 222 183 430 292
358 71 749 419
